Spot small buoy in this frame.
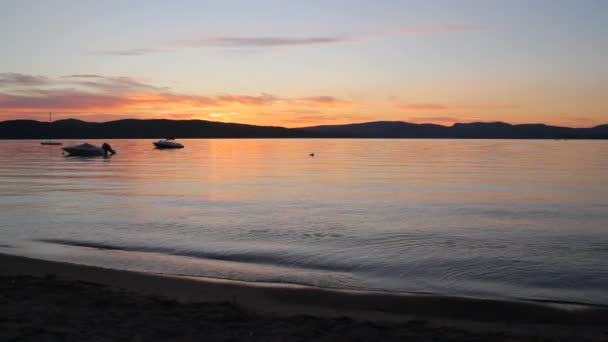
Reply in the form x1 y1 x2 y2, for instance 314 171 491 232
309 153 315 157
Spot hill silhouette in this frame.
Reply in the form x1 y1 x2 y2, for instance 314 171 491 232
300 121 608 139
0 118 607 139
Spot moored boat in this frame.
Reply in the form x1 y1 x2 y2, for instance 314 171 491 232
153 138 184 149
62 143 116 156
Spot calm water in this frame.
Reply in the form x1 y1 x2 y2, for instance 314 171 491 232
1 139 607 304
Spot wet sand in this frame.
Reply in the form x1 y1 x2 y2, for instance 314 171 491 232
1 253 607 341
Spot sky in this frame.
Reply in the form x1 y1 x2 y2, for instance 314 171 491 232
0 0 606 127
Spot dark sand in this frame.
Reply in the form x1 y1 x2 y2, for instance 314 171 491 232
1 253 607 341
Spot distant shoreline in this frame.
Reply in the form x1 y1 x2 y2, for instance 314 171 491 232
3 137 608 140
1 118 607 139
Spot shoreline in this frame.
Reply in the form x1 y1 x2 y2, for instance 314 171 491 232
2 252 608 340
5 137 608 140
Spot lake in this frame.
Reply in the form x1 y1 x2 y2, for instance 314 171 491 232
1 139 607 305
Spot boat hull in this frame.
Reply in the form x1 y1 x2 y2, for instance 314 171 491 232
62 144 105 156
154 141 184 149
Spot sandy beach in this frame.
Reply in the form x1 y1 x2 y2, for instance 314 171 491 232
1 253 607 341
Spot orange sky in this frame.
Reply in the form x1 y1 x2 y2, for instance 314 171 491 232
1 2 606 128
0 73 604 128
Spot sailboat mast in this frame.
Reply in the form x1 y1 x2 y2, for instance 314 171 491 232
40 112 62 145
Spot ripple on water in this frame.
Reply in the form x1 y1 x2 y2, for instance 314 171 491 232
0 139 606 305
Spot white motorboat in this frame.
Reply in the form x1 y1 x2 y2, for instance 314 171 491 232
153 138 184 149
62 143 116 156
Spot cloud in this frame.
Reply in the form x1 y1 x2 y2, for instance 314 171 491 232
91 25 477 57
216 93 279 106
301 96 353 107
0 73 353 122
93 35 360 56
398 103 517 111
69 75 169 93
399 104 448 111
175 36 357 48
0 90 132 110
89 20 485 58
565 116 596 123
285 114 372 126
0 74 170 97
62 74 104 78
0 73 49 87
465 104 518 110
208 112 239 117
163 112 201 120
405 116 482 125
399 25 482 35
0 90 276 113
94 48 172 56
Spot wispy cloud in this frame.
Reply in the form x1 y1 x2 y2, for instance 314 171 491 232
93 35 358 56
208 112 240 117
285 114 372 126
399 24 483 35
0 90 132 110
174 36 357 48
404 116 477 125
397 100 514 125
92 24 478 56
216 93 278 106
399 104 448 111
398 103 517 111
61 74 104 78
465 104 518 110
63 75 169 93
0 73 352 122
565 116 597 123
0 91 281 111
300 96 353 107
95 48 173 56
0 73 50 87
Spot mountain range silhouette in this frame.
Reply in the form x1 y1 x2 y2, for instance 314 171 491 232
1 118 607 139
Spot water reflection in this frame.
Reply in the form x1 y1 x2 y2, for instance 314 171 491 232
0 139 607 304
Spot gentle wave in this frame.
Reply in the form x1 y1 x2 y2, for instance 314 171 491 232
1 139 607 305
37 238 358 273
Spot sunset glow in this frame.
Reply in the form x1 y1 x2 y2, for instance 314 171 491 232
1 1 606 127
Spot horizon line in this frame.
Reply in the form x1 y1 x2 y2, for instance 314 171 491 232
1 117 606 130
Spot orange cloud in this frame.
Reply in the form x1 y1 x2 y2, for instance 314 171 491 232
208 112 239 117
0 90 132 110
0 91 352 115
300 96 353 107
284 114 372 127
404 116 482 125
397 103 518 111
0 73 354 126
216 93 278 106
399 104 448 111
